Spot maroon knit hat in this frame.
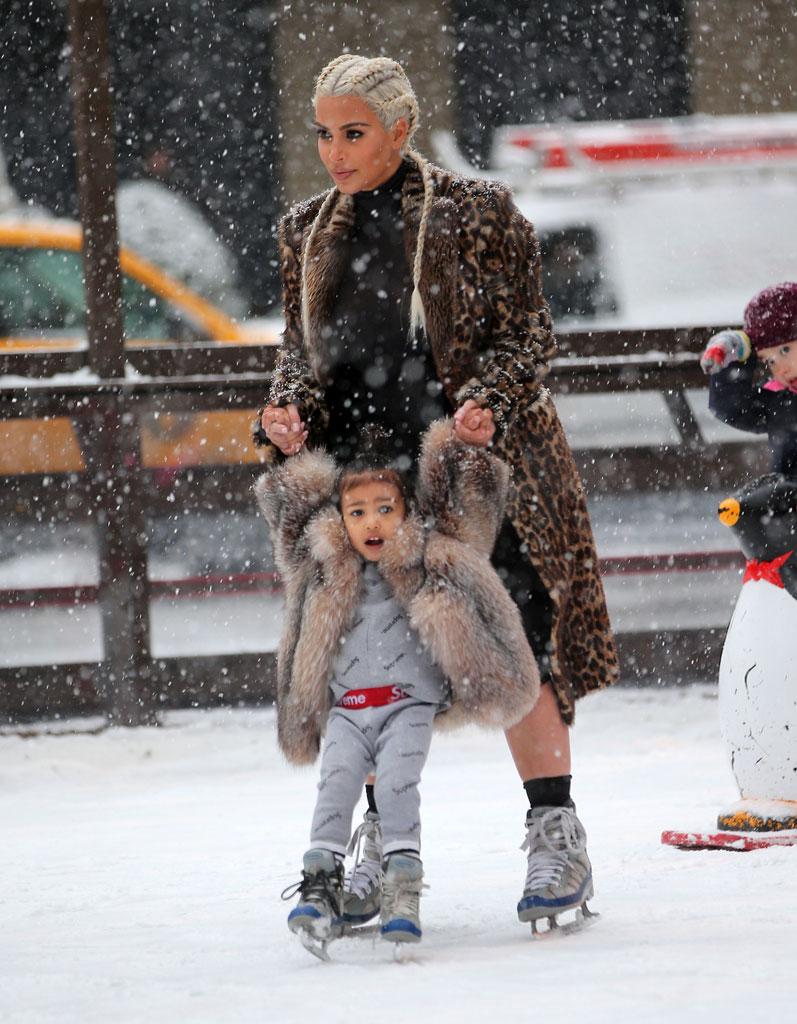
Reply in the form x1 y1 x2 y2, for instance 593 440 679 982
743 282 797 352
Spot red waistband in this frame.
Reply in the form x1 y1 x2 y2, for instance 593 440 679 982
335 685 411 710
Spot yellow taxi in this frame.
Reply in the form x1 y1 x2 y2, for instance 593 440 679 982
0 220 278 476
0 220 275 351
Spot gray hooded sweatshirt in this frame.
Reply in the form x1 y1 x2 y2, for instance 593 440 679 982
329 562 449 708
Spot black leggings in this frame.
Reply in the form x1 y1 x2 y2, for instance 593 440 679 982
492 520 553 682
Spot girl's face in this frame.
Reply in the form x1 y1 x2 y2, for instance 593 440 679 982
341 478 406 561
758 340 797 388
314 94 408 194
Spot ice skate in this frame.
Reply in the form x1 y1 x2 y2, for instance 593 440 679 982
517 804 598 936
342 810 383 927
380 852 424 945
283 848 344 959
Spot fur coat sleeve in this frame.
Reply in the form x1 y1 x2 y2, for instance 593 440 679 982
454 188 557 437
253 447 342 765
253 205 330 464
253 446 337 577
381 420 541 733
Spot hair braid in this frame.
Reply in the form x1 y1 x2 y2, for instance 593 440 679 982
406 149 433 334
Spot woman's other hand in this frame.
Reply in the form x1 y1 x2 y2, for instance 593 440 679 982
261 403 308 456
453 399 495 447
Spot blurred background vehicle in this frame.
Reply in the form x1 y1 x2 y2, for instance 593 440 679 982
434 112 797 330
0 219 278 477
0 220 265 352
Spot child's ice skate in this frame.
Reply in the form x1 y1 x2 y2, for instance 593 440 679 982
517 804 598 936
284 848 344 959
342 810 383 927
380 852 424 945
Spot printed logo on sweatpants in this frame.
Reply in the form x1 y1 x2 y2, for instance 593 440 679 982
315 811 342 832
318 766 345 791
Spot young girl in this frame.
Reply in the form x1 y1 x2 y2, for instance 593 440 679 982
701 281 797 477
255 420 540 954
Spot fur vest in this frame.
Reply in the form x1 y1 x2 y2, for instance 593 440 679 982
255 419 540 765
259 159 620 721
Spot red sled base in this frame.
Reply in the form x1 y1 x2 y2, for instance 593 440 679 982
661 828 797 851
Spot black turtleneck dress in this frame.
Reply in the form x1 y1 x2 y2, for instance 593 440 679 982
321 161 553 677
322 161 449 468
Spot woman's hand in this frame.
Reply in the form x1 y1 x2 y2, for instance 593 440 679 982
453 399 495 447
260 403 308 456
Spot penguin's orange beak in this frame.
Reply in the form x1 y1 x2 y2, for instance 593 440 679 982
718 498 741 526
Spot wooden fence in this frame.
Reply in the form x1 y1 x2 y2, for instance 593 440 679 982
0 327 769 722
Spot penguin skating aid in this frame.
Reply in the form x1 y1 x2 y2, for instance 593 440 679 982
662 475 797 851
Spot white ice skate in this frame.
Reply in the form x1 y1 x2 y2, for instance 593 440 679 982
380 852 424 945
284 848 344 960
342 810 383 927
517 804 598 936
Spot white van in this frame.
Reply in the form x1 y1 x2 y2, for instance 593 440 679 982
434 113 797 329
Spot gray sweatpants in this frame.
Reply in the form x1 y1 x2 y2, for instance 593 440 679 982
310 699 437 857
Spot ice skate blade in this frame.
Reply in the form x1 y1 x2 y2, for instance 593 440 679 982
298 928 332 961
529 903 599 939
338 921 381 939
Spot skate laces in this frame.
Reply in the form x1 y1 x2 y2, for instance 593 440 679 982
345 813 382 900
281 865 343 916
521 806 587 892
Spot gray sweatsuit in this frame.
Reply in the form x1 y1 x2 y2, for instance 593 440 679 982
310 562 449 857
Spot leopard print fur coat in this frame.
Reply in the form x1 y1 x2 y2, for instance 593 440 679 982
255 159 620 721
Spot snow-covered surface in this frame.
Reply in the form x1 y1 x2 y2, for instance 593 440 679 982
556 391 682 449
3 684 797 1023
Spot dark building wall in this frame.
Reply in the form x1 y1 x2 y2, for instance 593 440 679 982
0 2 75 217
453 0 691 166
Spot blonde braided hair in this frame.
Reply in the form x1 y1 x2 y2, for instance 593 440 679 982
300 54 433 341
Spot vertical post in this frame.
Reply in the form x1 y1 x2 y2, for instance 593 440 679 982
81 396 155 726
68 0 124 379
68 0 154 725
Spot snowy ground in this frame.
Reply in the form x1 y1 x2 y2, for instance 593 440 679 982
3 684 796 1024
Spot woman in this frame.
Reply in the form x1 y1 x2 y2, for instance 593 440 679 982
254 54 619 928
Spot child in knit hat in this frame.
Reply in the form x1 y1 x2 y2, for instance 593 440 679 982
700 282 797 478
255 420 539 957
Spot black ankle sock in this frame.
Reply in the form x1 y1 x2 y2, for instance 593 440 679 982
523 775 572 810
365 783 378 815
